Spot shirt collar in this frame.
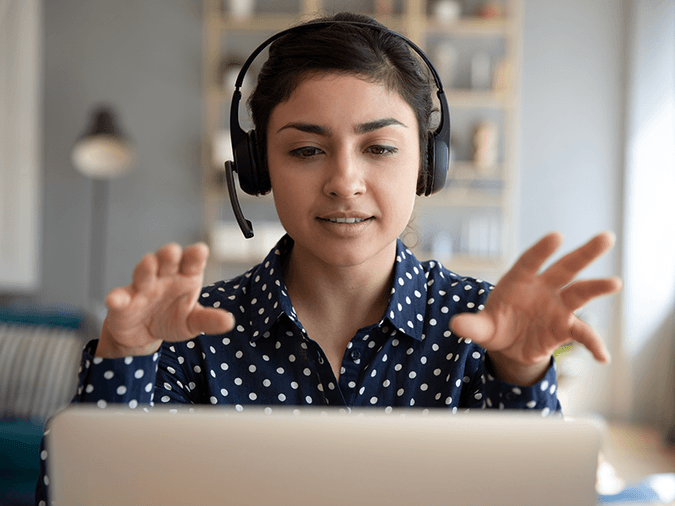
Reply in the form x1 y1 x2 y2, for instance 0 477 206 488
247 235 428 343
380 239 429 342
247 235 300 341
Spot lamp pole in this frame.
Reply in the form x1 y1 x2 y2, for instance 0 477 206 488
89 178 109 305
71 106 136 319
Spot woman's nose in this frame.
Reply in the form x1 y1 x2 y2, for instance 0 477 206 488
322 152 366 198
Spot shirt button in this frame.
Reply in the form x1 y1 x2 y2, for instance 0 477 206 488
350 350 361 361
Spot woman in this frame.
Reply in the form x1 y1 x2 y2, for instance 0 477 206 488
36 12 621 504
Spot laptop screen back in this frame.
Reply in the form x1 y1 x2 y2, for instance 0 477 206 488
47 406 602 506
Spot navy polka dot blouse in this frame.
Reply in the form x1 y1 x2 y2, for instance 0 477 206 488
36 235 559 504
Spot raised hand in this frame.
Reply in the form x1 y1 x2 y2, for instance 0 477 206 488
450 232 622 386
96 243 235 358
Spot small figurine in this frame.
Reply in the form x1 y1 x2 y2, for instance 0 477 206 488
472 121 498 174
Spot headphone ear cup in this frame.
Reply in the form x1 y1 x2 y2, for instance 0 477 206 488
417 130 450 196
418 131 450 196
430 132 449 195
247 129 271 195
232 129 254 195
233 129 270 196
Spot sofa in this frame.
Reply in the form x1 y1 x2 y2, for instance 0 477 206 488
0 304 91 506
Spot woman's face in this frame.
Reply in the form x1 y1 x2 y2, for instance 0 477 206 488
267 72 420 270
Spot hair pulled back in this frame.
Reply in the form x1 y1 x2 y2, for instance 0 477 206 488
248 12 435 194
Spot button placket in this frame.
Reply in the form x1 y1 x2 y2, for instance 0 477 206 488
310 343 346 406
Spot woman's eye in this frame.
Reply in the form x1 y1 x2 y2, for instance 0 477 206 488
290 146 323 158
366 145 397 156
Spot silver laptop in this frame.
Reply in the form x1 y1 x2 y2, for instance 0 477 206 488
47 406 602 506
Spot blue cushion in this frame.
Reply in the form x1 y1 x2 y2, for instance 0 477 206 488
0 418 44 506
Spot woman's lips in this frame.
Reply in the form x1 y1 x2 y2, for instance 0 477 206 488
315 215 375 235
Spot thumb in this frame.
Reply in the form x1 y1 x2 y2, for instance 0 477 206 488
187 306 235 336
450 312 495 347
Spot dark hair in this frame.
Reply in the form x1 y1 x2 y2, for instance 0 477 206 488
248 12 434 194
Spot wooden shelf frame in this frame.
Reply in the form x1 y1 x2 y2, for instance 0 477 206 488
201 0 523 279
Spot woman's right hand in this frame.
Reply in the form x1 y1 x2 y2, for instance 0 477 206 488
95 242 235 358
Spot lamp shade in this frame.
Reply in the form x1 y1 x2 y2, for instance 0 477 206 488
71 107 136 179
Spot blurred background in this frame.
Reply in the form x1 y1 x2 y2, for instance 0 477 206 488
1 1 674 501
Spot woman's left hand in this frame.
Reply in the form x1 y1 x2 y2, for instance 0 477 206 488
449 231 622 386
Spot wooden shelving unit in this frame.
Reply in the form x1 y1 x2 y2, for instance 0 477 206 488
201 0 522 282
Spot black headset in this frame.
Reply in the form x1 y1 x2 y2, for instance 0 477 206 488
224 21 450 238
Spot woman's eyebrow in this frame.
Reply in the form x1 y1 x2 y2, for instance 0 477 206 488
276 118 407 135
355 118 407 134
276 122 329 135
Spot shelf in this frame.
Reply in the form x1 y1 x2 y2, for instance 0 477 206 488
211 13 418 33
414 253 507 276
449 161 504 180
424 188 505 207
202 0 522 274
210 13 514 40
208 86 513 109
209 13 301 32
425 17 511 37
204 169 274 201
213 14 512 38
445 89 513 109
207 85 244 101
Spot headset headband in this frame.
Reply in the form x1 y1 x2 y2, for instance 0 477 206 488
233 21 447 92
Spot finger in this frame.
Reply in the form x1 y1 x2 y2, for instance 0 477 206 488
570 317 611 363
449 312 496 348
180 242 210 277
156 243 183 277
560 276 623 311
186 306 235 337
508 232 564 278
132 253 158 292
541 232 616 288
105 286 132 311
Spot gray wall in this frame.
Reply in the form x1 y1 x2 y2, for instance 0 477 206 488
41 0 203 309
518 1 625 417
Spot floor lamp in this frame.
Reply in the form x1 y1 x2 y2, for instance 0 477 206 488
71 106 136 320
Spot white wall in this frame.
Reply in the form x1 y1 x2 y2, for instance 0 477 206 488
520 0 675 429
519 0 625 417
0 0 42 292
622 0 675 429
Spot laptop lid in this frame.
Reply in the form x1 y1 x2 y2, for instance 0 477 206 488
47 406 602 506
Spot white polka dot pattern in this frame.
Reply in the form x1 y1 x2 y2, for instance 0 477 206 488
70 235 560 411
36 235 560 505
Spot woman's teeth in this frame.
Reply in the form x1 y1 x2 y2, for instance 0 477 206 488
327 217 366 224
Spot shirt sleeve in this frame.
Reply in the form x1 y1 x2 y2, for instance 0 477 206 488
73 339 166 407
35 339 182 505
153 342 201 405
461 345 561 415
